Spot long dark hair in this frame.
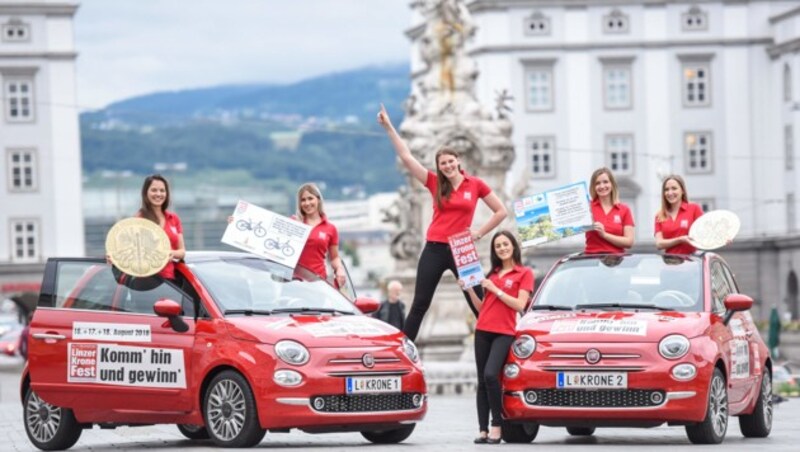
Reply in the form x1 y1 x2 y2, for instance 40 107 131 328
489 230 522 274
657 174 689 222
435 147 461 209
138 174 170 224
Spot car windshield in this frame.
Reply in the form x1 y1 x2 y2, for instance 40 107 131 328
533 254 703 312
190 257 359 315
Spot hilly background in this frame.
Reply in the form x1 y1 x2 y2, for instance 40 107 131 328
81 63 411 198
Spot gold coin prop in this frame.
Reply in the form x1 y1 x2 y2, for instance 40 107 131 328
105 218 171 277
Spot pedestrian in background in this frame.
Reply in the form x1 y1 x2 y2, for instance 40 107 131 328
374 280 406 330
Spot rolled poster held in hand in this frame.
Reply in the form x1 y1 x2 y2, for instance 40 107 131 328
688 210 740 250
105 218 171 277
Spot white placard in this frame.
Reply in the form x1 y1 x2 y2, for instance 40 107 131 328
221 200 312 269
688 210 740 250
730 339 750 380
72 322 152 343
514 182 593 248
67 343 186 388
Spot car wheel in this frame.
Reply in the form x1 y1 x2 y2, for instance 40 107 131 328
203 370 265 448
177 423 210 440
686 367 728 444
739 368 773 437
566 426 595 436
361 424 415 444
501 421 539 443
23 389 82 451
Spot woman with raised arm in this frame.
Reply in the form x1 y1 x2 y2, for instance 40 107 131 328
464 230 533 444
377 104 507 341
584 167 635 254
654 174 704 254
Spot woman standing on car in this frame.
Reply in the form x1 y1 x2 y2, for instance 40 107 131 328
377 104 507 341
654 174 704 254
585 167 635 254
464 230 533 444
293 183 347 287
137 174 185 280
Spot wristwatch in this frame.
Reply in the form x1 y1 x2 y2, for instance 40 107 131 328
495 289 503 297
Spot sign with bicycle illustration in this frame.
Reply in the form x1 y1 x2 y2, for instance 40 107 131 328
221 200 311 268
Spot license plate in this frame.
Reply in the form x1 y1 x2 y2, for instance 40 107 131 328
345 376 402 394
556 372 627 389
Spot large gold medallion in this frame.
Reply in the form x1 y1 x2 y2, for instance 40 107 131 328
105 218 171 277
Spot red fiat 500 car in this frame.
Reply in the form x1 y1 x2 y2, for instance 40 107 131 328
21 252 426 450
501 253 772 445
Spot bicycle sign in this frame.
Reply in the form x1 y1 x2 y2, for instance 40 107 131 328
221 200 311 268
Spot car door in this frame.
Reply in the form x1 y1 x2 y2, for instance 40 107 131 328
719 262 760 399
28 258 196 417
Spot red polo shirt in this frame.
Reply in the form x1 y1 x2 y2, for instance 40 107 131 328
159 210 182 280
476 265 534 335
424 170 491 243
584 200 635 254
296 215 339 279
654 202 704 254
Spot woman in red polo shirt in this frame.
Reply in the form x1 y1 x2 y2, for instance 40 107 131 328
654 174 704 254
377 105 507 341
136 174 185 280
585 167 635 254
293 182 346 286
464 230 533 444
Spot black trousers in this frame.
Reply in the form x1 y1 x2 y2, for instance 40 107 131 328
403 241 483 341
475 329 514 431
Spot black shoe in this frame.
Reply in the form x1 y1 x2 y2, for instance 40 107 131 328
486 436 501 444
474 436 489 444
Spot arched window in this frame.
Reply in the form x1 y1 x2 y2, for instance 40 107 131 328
784 63 793 102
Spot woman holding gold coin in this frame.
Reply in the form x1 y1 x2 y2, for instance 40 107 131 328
136 174 185 280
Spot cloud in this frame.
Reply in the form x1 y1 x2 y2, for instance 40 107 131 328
75 0 412 109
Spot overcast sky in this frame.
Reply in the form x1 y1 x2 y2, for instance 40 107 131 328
74 0 412 109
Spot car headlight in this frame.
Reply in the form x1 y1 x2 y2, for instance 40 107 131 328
504 364 520 379
275 340 310 365
512 335 536 359
659 335 690 360
671 363 697 381
273 370 303 387
403 337 419 362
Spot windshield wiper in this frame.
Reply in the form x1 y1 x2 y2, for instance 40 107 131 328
270 307 354 316
575 303 670 311
224 309 274 316
531 305 574 311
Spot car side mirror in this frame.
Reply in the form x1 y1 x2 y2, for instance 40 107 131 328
722 294 753 326
354 297 380 314
154 298 189 332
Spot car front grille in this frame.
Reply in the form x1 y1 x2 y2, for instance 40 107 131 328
311 393 421 413
523 389 665 408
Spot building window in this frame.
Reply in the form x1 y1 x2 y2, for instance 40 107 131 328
682 62 711 107
4 79 35 122
528 136 555 178
682 6 708 31
603 64 632 109
695 199 715 212
1 19 30 42
787 125 795 171
7 149 37 191
524 11 550 36
789 193 797 233
685 132 713 174
525 65 554 112
605 134 634 175
603 9 629 34
785 63 793 103
10 219 40 263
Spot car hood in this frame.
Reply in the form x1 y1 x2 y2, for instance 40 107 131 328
517 310 710 343
224 314 404 347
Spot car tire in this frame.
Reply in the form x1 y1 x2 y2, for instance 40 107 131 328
23 388 83 451
177 423 210 440
501 421 539 443
686 367 728 444
203 370 265 448
361 424 415 444
566 426 595 436
739 368 773 438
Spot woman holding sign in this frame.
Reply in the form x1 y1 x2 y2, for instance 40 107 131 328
585 167 635 254
377 105 507 341
654 175 704 254
464 230 533 444
136 174 185 280
294 183 347 287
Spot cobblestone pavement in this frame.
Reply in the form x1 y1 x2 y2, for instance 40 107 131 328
1 358 797 451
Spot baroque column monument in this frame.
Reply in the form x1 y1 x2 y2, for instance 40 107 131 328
384 0 515 359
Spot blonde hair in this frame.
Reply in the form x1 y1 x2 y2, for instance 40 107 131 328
295 183 325 220
589 167 620 204
656 175 689 222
